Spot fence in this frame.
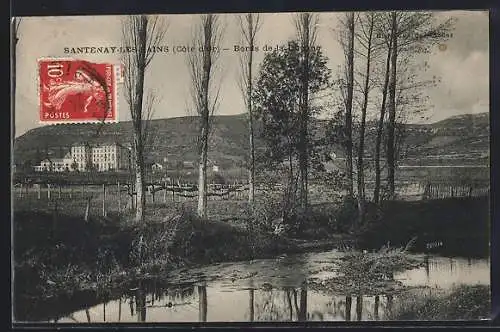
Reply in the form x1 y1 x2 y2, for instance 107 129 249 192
12 181 268 217
421 182 490 200
13 178 490 218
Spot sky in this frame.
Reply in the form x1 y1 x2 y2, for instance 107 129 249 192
14 10 489 137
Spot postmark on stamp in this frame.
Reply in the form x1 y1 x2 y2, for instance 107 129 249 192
38 58 119 123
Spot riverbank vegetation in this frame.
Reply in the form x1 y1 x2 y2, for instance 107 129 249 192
387 284 490 320
13 202 341 321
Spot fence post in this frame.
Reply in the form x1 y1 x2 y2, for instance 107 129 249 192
19 183 23 199
69 185 73 199
164 181 167 203
84 197 91 222
102 183 107 217
47 184 51 200
37 184 41 200
152 185 156 204
117 181 121 213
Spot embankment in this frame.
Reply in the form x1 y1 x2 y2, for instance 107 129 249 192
358 196 490 257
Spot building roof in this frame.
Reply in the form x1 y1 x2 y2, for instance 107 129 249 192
70 141 134 151
41 158 66 163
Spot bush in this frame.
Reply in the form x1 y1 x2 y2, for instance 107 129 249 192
310 243 423 296
329 196 358 233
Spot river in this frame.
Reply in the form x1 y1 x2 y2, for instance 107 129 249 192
43 250 490 323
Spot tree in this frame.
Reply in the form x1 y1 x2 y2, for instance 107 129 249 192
187 14 224 219
121 15 168 223
253 40 331 224
294 12 320 213
354 12 378 225
340 13 355 198
386 12 398 201
372 16 393 205
237 13 262 206
382 12 455 200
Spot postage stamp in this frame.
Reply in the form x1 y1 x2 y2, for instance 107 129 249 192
38 58 118 123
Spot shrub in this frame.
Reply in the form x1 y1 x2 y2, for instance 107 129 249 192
329 196 358 233
312 242 423 296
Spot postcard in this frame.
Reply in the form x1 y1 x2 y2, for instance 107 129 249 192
11 10 490 324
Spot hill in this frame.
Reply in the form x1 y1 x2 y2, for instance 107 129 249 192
14 112 490 169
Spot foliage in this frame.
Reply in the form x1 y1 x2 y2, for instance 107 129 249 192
253 40 331 168
313 242 424 296
251 40 331 222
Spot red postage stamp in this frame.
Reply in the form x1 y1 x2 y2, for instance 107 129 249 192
38 58 118 123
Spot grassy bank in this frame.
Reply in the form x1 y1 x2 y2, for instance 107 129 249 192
13 203 346 321
13 195 489 320
387 284 490 320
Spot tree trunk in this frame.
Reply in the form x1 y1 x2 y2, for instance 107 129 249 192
196 17 214 219
345 12 355 199
373 33 393 205
386 12 398 201
297 15 312 214
246 17 256 206
197 125 208 218
357 17 373 226
134 132 146 223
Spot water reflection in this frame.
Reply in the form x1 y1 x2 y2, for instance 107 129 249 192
198 285 207 322
48 253 489 323
58 284 424 322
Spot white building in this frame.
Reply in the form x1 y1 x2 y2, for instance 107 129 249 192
33 153 74 172
34 142 132 172
90 143 132 172
71 144 92 172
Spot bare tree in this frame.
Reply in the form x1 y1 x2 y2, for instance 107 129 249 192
373 15 393 205
121 15 168 223
187 14 224 219
294 12 320 212
237 13 262 207
386 12 398 200
384 12 455 200
337 13 356 199
354 12 378 225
